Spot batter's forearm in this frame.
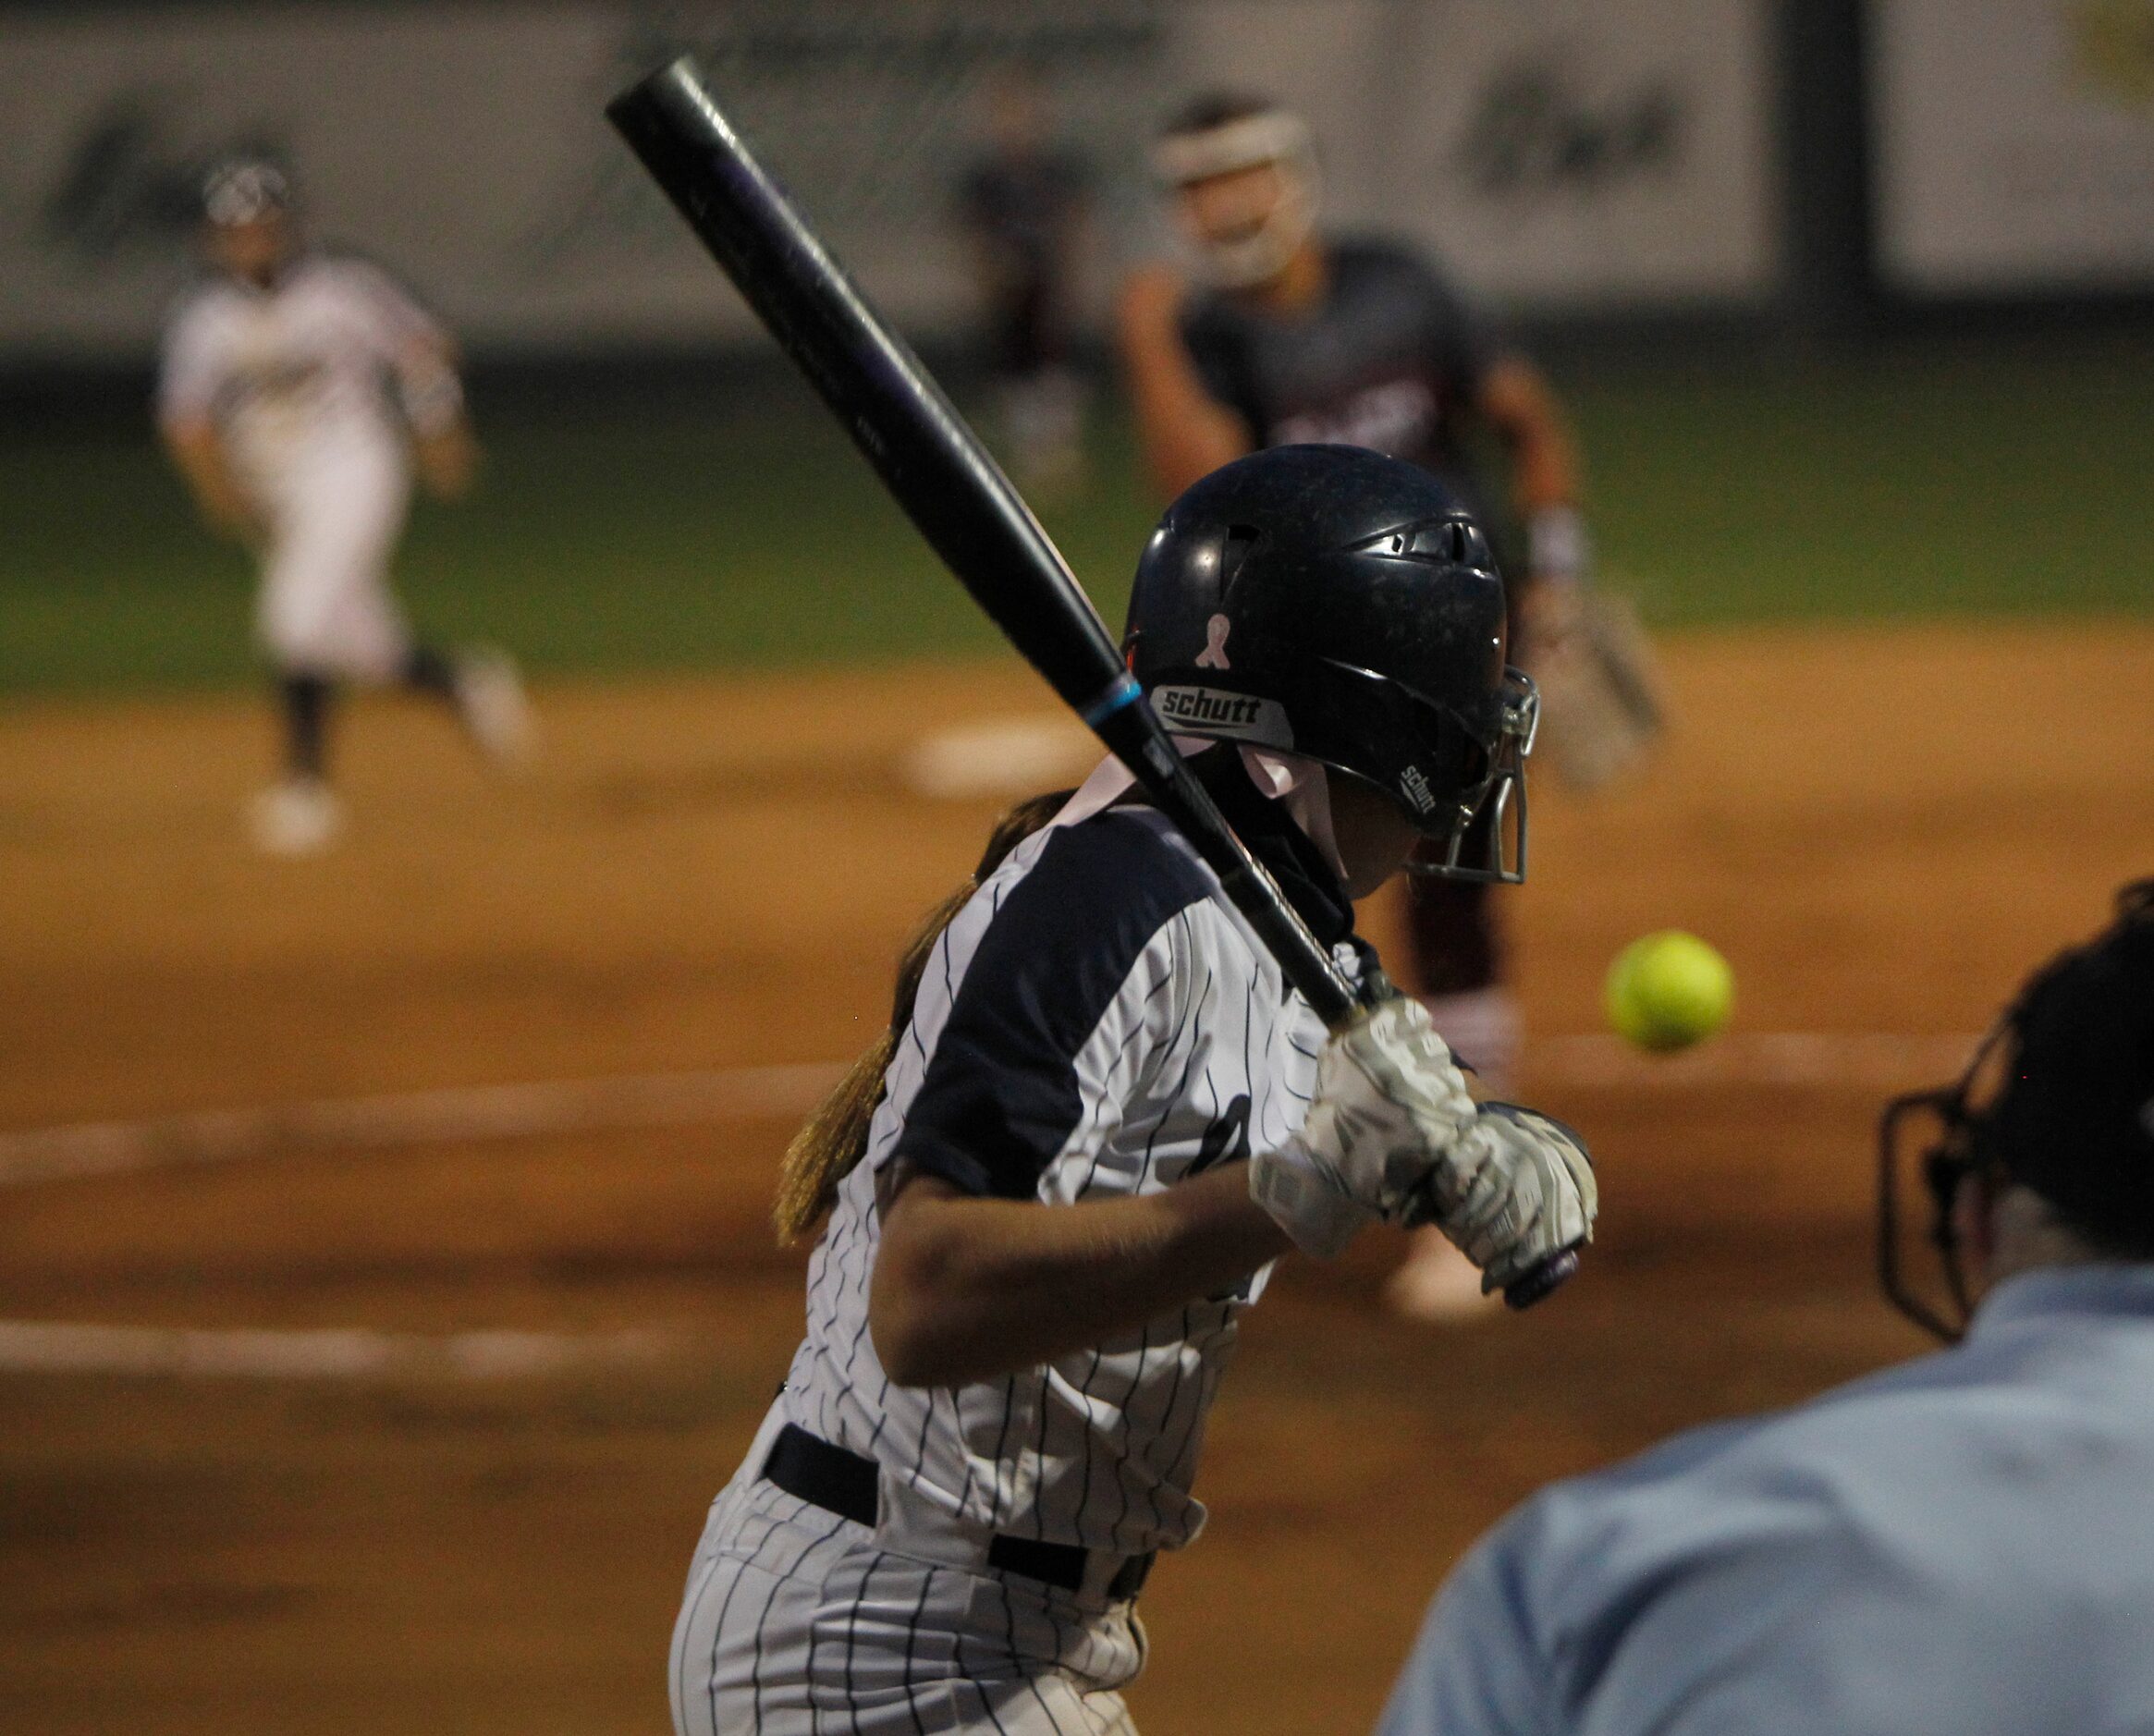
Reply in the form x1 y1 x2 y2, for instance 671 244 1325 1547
870 1168 1290 1388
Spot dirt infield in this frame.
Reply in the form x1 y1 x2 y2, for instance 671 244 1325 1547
4 622 2151 1735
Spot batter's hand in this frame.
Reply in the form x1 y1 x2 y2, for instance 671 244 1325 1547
1249 997 1478 1257
1407 1104 1597 1293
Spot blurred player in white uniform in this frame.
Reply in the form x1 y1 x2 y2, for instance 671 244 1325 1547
158 159 530 855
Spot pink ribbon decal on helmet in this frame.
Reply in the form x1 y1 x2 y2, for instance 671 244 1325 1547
1195 613 1233 670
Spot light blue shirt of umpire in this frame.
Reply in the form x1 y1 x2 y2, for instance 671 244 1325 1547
1377 1265 2154 1736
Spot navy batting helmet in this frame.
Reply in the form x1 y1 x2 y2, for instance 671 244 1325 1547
1122 444 1537 883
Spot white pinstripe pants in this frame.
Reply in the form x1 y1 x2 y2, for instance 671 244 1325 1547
671 1474 1145 1736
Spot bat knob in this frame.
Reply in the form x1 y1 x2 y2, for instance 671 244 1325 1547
1502 1247 1580 1312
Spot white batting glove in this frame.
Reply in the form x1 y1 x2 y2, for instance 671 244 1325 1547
1249 998 1478 1258
1408 1103 1598 1293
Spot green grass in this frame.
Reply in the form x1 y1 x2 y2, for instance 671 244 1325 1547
1572 335 2154 623
4 334 2149 694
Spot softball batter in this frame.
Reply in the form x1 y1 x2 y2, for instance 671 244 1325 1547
670 446 1596 1734
158 158 530 855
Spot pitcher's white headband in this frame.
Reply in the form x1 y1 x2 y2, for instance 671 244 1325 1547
1153 110 1313 187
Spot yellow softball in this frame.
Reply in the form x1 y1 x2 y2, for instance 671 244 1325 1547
1605 931 1734 1053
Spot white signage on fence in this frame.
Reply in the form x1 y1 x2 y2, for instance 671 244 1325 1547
1872 0 2154 294
0 2 1167 361
2 6 629 358
0 0 1773 363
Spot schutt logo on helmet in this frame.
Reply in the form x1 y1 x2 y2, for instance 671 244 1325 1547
1152 685 1291 746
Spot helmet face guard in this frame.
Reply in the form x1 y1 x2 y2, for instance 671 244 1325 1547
1175 659 1537 886
1404 666 1538 886
1877 878 2154 1341
1878 1026 2005 1343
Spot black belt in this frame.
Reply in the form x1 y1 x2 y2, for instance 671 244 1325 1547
762 1423 1154 1601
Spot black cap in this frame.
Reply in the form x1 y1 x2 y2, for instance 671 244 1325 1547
1977 882 2154 1251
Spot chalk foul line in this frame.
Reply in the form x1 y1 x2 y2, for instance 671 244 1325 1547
0 1318 676 1380
0 1061 846 1189
0 1038 1984 1192
1528 1031 1978 1089
0 1066 834 1379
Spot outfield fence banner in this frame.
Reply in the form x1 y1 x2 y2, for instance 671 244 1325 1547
0 0 1774 366
1871 0 2154 295
0 1 1170 361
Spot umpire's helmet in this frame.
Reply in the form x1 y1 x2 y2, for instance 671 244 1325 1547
1123 444 1537 883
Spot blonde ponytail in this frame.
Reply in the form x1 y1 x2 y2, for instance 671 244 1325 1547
773 789 1074 1245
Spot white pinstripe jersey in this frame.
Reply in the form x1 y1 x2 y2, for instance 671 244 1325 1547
780 764 1365 1558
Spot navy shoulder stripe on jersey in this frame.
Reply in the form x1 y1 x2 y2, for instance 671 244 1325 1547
892 812 1211 1201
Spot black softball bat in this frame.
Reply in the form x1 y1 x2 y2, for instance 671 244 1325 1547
606 57 1577 1310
